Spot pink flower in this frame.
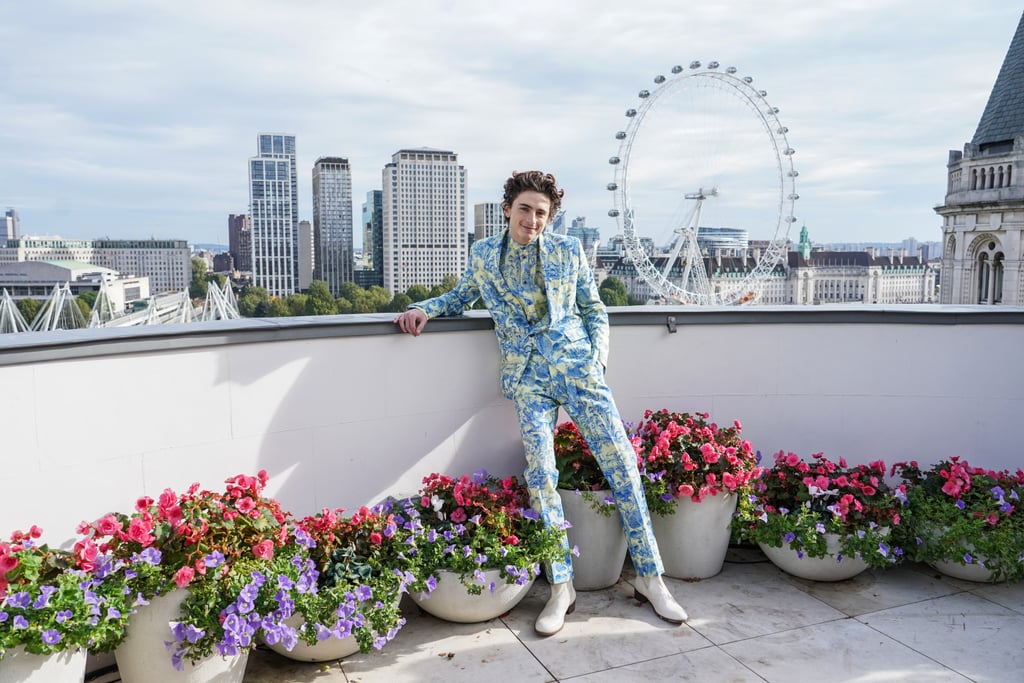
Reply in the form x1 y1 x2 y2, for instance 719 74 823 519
126 517 154 545
135 496 154 512
450 507 468 524
96 514 121 536
74 538 98 571
369 532 383 545
0 555 19 573
174 566 195 588
252 540 274 560
158 488 178 511
677 484 694 498
235 497 256 514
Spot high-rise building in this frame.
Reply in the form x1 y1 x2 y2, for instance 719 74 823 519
298 219 314 291
567 216 601 255
359 190 383 287
249 133 298 297
382 148 467 293
227 213 252 272
474 202 505 241
937 12 1024 304
312 157 353 295
4 209 19 246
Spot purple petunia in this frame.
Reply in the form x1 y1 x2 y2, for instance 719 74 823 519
41 629 61 645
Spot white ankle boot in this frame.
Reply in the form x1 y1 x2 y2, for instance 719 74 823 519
535 581 576 636
634 575 688 624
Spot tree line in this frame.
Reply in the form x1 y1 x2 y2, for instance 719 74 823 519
10 257 637 325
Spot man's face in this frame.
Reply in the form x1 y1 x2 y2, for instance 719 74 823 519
504 190 552 246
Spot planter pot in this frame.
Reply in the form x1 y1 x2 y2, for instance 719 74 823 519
558 488 628 590
409 569 534 623
263 589 403 663
114 589 249 683
759 533 869 582
930 558 998 582
0 646 87 683
651 492 737 580
920 530 1000 582
264 613 360 662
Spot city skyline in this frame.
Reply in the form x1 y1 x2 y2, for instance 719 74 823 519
1 2 1019 248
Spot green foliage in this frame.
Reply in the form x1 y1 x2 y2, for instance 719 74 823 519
337 281 363 301
284 293 308 316
15 298 41 323
405 285 430 302
305 281 337 315
892 458 1024 582
189 257 210 299
266 298 289 317
388 293 412 312
75 298 91 320
598 277 629 306
237 286 269 317
77 290 98 308
205 272 227 289
335 297 354 314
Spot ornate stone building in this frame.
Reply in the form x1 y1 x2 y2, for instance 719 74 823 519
936 13 1024 304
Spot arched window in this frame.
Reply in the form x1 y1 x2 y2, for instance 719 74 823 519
998 166 1005 187
1008 166 1013 186
971 168 978 190
977 253 989 303
988 167 996 189
994 253 1004 304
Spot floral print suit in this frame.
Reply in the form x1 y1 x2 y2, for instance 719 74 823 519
413 230 663 582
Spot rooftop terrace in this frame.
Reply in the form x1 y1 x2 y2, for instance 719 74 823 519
2 304 1022 681
245 551 1024 682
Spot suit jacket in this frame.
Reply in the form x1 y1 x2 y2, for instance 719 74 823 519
414 230 609 399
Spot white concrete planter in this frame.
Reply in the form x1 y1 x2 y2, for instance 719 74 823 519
114 589 248 683
652 492 737 580
409 569 534 623
558 488 627 590
759 533 869 582
264 613 360 662
0 646 87 683
930 557 998 582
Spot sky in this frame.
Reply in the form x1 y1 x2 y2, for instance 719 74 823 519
2 1 1020 250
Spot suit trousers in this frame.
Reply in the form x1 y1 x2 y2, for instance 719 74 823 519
512 350 664 584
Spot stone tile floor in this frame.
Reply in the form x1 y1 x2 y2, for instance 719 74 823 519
242 547 1024 682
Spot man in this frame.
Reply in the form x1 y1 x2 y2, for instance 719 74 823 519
394 170 687 635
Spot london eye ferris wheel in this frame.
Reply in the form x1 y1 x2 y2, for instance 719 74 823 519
607 61 799 305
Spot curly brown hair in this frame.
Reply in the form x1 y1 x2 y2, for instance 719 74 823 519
501 170 564 221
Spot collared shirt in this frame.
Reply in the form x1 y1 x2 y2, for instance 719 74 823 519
501 235 548 325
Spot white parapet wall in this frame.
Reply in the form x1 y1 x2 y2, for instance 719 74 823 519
1 305 1022 544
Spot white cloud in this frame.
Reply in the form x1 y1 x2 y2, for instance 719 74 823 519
1 0 1019 245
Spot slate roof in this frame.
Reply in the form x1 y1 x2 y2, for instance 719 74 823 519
972 12 1024 148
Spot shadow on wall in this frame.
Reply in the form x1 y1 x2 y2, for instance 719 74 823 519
242 319 531 517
